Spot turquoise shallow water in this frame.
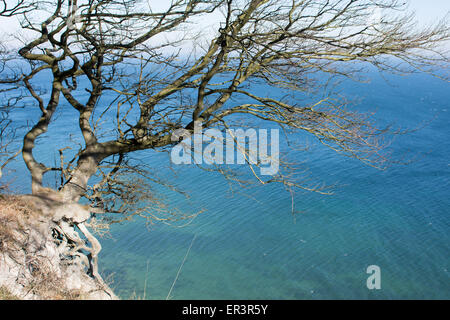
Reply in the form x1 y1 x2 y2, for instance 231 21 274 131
97 73 449 299
5 71 450 299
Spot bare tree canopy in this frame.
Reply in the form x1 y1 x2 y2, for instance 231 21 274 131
0 0 448 216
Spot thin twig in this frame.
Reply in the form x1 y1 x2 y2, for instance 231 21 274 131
143 259 150 300
166 233 197 300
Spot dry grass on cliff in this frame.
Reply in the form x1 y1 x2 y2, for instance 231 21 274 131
24 264 84 300
0 194 85 300
0 194 33 252
0 286 20 300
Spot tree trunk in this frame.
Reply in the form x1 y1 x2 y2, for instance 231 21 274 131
60 149 103 202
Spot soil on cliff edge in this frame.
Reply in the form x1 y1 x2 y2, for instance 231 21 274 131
0 194 117 300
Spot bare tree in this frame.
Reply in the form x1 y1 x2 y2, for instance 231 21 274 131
1 0 449 291
0 35 24 187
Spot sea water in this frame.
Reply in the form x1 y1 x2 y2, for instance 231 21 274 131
5 70 449 299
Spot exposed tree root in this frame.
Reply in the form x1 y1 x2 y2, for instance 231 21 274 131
52 218 116 299
76 222 115 299
0 195 117 299
5 193 117 299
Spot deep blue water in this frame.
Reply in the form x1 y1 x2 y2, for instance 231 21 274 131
4 71 449 299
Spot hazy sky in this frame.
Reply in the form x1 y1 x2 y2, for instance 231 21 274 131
0 0 448 42
409 0 449 24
